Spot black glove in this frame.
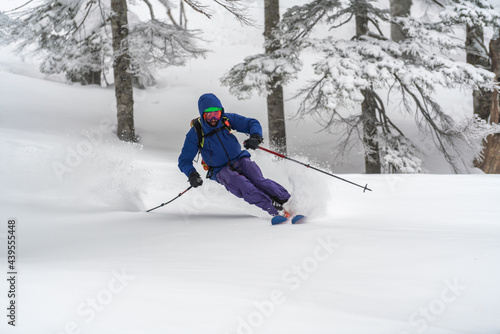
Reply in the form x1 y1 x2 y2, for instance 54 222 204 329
243 134 263 150
188 171 203 188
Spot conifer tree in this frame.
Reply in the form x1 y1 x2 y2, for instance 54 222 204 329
390 0 412 42
1 0 251 142
476 29 500 172
222 0 500 173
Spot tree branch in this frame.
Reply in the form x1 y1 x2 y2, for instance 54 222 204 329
430 0 445 8
329 12 354 30
183 0 211 19
74 1 95 34
4 0 35 13
213 0 254 26
141 0 156 20
368 17 384 37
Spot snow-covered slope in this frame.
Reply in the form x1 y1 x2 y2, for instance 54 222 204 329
1 53 500 334
1 1 500 333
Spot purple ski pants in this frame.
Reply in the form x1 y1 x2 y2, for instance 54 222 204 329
216 157 290 216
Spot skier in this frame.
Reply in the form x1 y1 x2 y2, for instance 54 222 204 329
178 93 291 217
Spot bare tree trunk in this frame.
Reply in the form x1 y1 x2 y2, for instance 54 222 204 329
477 34 500 173
82 70 102 86
110 0 136 142
491 35 500 125
357 9 380 174
466 25 491 121
264 0 287 154
386 0 412 173
390 0 412 42
361 90 381 174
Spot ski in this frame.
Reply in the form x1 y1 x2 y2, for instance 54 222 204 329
271 215 288 225
291 214 306 224
271 212 306 225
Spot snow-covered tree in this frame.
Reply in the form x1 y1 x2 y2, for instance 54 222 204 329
0 11 11 41
222 0 500 173
391 0 412 42
1 0 251 142
1 0 209 86
476 28 500 172
424 0 500 172
466 23 491 119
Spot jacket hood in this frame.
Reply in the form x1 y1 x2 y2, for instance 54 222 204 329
198 93 224 118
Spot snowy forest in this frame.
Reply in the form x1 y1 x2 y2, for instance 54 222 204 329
1 1 500 334
1 0 500 174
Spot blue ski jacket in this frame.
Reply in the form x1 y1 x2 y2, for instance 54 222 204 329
178 93 263 180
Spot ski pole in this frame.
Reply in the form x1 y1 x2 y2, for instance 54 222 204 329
146 186 193 212
258 146 372 192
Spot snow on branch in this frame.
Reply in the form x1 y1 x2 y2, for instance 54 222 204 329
376 133 426 173
220 49 301 99
278 0 343 43
222 0 500 173
294 36 496 113
129 20 206 69
392 17 464 52
440 0 500 28
2 0 253 86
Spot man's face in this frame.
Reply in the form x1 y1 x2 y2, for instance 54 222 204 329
203 109 222 127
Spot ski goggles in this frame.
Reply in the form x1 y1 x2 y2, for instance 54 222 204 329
203 108 222 122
